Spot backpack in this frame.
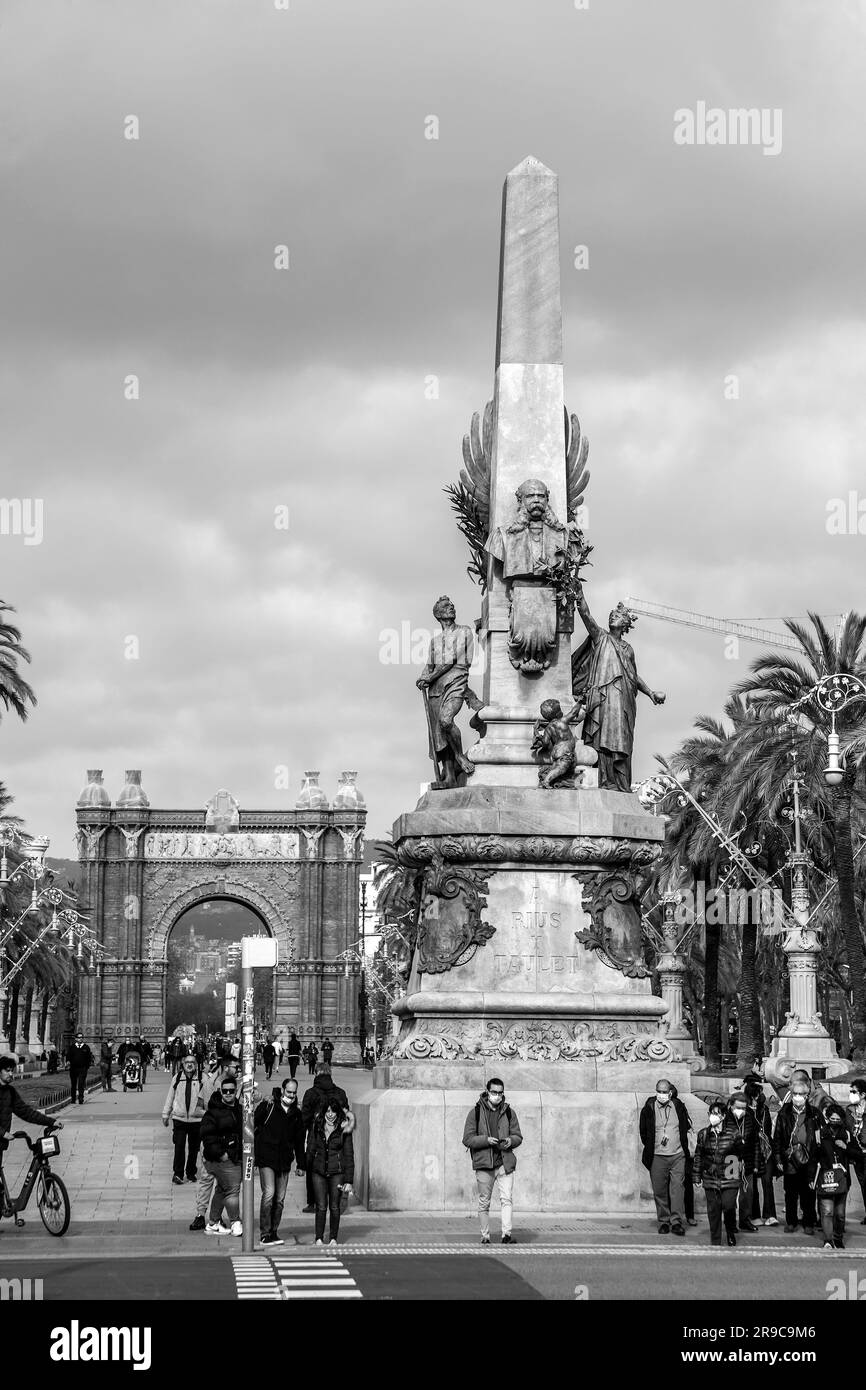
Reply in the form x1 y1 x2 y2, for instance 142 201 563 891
475 1101 512 1130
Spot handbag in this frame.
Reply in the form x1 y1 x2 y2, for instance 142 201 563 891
815 1163 847 1196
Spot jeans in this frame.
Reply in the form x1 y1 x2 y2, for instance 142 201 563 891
704 1185 738 1243
288 1057 299 1078
100 1062 113 1091
683 1155 695 1221
738 1172 754 1226
818 1192 847 1244
259 1167 290 1236
172 1122 201 1180
205 1158 242 1226
312 1172 343 1241
650 1153 685 1229
783 1171 817 1228
69 1070 87 1103
195 1166 216 1219
475 1166 514 1238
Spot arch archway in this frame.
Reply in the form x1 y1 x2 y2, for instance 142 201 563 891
165 897 275 1037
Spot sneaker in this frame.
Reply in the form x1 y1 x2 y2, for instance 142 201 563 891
230 1221 243 1237
658 1223 671 1234
205 1222 227 1235
481 1235 490 1246
823 1241 834 1250
268 1233 284 1246
834 1238 845 1249
315 1238 324 1247
329 1239 338 1248
260 1233 279 1247
172 1175 184 1186
686 1218 698 1227
764 1217 779 1227
189 1216 206 1231
501 1233 514 1244
186 1174 197 1183
738 1221 758 1233
303 1204 316 1214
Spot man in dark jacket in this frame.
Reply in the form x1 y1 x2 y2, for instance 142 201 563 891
773 1080 819 1234
639 1078 692 1236
99 1036 115 1092
1 1055 61 1159
287 1032 301 1079
300 1065 350 1211
199 1073 244 1235
727 1092 761 1232
262 1039 277 1080
67 1031 93 1105
462 1079 523 1245
254 1077 306 1245
321 1037 334 1066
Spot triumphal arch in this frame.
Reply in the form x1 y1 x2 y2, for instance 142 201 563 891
74 770 366 1063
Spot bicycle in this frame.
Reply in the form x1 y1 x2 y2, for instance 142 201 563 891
0 1125 70 1236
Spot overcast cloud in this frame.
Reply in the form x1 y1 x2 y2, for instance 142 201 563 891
1 0 864 852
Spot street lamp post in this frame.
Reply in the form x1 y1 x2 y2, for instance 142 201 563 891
654 891 706 1072
239 935 278 1253
763 672 866 1081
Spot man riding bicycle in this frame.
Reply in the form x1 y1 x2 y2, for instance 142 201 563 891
0 1055 62 1158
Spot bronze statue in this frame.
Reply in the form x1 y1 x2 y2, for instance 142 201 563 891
572 592 665 792
416 596 484 789
485 478 584 674
531 698 594 789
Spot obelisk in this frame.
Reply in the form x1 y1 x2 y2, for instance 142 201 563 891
354 160 694 1216
471 157 574 782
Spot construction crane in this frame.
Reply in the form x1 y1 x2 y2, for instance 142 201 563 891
624 599 844 653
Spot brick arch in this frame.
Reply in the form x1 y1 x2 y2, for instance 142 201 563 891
147 876 296 970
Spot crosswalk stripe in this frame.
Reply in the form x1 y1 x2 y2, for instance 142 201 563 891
231 1255 282 1300
281 1289 362 1299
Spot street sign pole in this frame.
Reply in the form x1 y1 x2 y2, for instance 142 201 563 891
239 935 278 1254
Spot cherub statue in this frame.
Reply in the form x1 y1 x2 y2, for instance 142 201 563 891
531 698 597 789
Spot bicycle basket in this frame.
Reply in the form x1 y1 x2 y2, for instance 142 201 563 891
36 1134 60 1158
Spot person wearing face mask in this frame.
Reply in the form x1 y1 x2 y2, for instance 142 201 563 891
743 1082 778 1226
773 1083 819 1235
844 1079 866 1223
254 1077 306 1246
639 1079 692 1236
462 1079 523 1245
726 1093 760 1232
814 1103 853 1250
693 1101 744 1246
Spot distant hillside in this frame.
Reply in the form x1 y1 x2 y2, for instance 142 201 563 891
45 858 80 892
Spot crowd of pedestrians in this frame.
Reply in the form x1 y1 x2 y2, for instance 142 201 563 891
643 1069 866 1250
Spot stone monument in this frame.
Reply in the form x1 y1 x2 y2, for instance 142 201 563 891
354 158 693 1213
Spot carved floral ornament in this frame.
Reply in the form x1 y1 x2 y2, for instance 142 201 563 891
391 1018 676 1064
575 870 649 978
397 834 660 870
417 854 495 974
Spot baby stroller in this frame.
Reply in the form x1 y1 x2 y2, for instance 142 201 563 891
122 1049 143 1092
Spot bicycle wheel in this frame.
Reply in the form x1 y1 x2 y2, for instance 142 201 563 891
37 1171 70 1236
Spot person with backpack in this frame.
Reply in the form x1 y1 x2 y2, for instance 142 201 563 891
162 1054 205 1185
305 1095 355 1247
815 1103 854 1250
693 1100 745 1246
254 1076 306 1246
773 1078 820 1235
461 1079 523 1246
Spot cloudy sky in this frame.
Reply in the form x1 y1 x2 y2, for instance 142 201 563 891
2 0 865 855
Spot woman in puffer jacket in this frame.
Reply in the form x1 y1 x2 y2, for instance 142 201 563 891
693 1100 745 1248
305 1097 355 1248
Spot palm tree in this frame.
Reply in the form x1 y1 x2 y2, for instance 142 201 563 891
735 612 866 1061
0 602 36 722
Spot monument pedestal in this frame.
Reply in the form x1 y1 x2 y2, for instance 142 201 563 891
357 787 695 1211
